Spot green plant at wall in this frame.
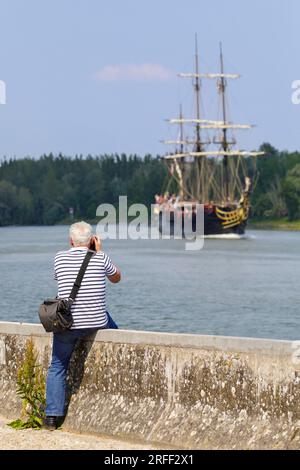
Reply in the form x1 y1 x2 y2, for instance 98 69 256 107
7 338 46 429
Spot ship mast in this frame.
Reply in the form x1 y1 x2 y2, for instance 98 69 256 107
179 104 184 155
178 103 185 200
194 35 202 153
219 42 229 202
193 34 207 202
163 39 265 206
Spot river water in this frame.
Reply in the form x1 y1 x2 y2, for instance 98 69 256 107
0 226 299 340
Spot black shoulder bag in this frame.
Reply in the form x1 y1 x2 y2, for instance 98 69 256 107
39 250 94 333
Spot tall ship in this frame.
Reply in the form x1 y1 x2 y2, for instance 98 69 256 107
156 37 264 237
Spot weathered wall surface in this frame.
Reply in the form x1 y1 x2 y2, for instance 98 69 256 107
1 321 300 449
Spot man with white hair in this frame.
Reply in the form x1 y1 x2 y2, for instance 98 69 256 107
44 221 121 430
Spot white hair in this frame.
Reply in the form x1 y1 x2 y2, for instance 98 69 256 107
69 221 92 246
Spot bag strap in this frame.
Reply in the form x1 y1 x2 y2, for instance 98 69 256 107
69 250 94 301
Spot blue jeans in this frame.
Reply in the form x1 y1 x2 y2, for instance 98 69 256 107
45 328 99 416
46 313 118 417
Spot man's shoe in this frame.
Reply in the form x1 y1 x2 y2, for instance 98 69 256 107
43 416 57 431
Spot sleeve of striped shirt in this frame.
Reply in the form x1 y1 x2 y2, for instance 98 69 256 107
104 253 117 277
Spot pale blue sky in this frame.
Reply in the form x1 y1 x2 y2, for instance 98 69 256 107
0 0 299 158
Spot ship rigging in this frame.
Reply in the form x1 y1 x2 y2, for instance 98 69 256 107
156 36 265 236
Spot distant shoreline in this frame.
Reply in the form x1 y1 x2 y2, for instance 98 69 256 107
249 219 300 232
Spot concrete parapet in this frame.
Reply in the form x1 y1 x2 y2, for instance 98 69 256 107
0 321 299 449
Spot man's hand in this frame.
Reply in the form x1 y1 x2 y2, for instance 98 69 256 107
94 236 102 252
90 235 102 252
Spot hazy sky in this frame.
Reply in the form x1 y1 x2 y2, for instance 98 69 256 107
0 0 299 158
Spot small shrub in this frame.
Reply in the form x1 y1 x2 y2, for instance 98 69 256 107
8 339 46 429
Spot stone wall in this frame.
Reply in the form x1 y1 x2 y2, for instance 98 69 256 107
0 321 300 449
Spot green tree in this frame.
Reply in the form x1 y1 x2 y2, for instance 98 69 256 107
0 180 18 225
282 164 300 220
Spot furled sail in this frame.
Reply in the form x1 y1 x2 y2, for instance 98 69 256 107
178 73 240 79
164 151 265 159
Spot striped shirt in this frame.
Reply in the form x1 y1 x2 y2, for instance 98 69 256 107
54 247 117 329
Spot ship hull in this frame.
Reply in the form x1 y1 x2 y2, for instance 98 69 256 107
202 210 246 236
158 208 247 237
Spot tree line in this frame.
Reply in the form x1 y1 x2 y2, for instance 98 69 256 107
0 143 300 226
0 153 167 225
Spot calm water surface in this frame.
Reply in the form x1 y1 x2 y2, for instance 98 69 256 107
0 226 299 340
